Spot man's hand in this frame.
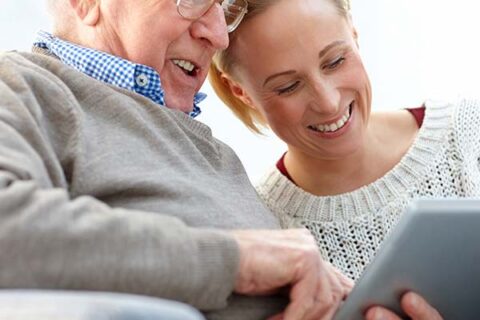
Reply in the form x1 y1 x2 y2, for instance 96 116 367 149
231 229 354 320
365 292 443 320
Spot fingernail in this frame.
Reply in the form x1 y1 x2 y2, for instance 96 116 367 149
373 309 386 320
409 293 418 308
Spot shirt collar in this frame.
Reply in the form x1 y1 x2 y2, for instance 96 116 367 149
33 31 204 118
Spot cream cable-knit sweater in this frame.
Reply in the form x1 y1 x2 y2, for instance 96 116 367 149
256 99 480 281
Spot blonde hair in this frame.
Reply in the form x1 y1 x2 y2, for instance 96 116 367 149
210 0 351 133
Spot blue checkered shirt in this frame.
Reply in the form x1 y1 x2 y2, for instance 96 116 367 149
33 31 204 118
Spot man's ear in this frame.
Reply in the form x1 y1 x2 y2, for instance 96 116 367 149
69 0 100 26
221 74 256 110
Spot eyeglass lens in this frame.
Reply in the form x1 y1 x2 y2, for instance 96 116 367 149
222 0 247 31
177 0 247 32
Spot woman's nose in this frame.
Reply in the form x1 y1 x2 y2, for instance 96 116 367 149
308 81 341 115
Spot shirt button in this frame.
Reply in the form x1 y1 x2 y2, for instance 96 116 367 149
136 74 149 87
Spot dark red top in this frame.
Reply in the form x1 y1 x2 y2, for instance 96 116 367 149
408 106 426 128
276 107 426 183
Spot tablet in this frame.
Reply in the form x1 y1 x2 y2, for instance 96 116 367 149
332 199 480 320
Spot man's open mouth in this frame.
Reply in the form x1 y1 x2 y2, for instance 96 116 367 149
172 59 199 77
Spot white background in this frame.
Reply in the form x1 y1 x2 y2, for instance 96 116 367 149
1 1 479 182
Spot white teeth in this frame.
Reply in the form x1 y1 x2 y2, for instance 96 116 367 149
173 59 195 72
336 119 343 128
310 104 352 133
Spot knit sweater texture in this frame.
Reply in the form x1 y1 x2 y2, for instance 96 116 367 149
256 100 480 281
0 51 285 320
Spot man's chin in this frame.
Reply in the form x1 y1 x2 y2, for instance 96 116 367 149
163 94 195 114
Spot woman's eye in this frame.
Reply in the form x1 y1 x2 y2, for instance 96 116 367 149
276 81 300 95
325 57 346 70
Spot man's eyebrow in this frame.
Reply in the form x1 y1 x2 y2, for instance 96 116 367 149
263 40 347 87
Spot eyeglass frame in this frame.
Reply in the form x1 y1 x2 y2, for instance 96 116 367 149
175 0 248 33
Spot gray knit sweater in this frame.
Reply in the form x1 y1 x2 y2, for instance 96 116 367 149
0 51 284 320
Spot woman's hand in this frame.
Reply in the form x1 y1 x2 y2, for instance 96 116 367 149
365 292 443 320
231 229 354 320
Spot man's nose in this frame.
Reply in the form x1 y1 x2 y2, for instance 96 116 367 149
190 2 229 50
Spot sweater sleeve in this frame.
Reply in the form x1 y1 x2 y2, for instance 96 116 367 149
0 55 238 311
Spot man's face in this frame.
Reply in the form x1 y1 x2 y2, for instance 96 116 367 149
100 0 229 112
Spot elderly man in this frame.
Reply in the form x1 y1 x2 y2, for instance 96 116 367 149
0 0 352 319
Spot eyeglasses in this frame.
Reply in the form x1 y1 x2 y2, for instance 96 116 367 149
176 0 248 33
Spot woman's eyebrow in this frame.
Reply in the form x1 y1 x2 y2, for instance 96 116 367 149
319 40 346 59
263 40 347 87
263 71 296 87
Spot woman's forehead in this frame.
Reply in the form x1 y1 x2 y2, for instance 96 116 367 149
234 0 346 56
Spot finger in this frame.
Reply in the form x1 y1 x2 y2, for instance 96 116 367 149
313 273 338 318
305 266 345 320
267 313 284 320
341 275 354 290
365 306 402 320
326 263 354 288
401 292 443 320
284 259 340 320
282 278 318 320
282 262 320 320
337 271 354 294
326 263 354 297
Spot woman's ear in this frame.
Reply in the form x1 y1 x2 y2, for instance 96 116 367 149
353 27 359 48
347 14 360 48
221 74 257 110
69 0 100 26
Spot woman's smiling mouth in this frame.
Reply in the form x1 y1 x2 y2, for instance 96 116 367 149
308 102 354 133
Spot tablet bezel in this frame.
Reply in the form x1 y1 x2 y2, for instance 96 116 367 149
332 199 480 320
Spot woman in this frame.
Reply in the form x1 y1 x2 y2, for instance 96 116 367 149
210 0 479 318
